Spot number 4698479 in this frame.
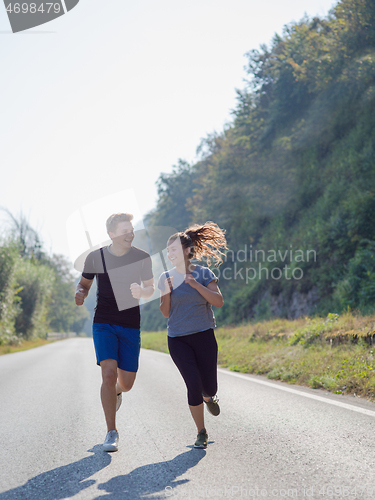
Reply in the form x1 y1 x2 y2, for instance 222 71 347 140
6 3 61 14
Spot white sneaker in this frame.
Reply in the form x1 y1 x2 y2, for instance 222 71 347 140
103 430 119 452
116 393 122 412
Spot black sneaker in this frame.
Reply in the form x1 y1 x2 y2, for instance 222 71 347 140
194 428 208 448
204 395 220 416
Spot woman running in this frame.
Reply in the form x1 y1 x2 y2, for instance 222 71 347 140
158 221 228 448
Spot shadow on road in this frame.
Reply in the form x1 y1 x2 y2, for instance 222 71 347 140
0 444 111 500
94 448 206 499
1 445 205 499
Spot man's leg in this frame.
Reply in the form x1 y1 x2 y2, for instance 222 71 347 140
100 359 119 432
116 326 140 395
116 369 137 394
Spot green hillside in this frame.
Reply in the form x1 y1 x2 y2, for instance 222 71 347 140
142 0 375 330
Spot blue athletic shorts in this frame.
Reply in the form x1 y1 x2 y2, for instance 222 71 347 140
92 323 141 372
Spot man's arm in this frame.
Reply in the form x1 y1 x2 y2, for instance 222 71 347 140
75 276 93 305
141 277 155 298
130 278 155 300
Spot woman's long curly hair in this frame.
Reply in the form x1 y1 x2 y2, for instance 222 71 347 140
168 221 228 267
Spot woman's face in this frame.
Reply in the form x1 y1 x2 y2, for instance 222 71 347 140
167 238 188 266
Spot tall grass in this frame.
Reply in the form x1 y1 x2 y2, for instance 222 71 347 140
141 311 375 400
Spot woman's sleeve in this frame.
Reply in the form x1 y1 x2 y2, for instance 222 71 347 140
203 267 218 286
157 273 165 291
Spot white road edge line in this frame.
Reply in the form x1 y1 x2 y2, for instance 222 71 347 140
141 349 375 418
217 368 375 418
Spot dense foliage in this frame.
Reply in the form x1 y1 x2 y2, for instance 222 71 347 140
0 213 88 345
143 0 375 329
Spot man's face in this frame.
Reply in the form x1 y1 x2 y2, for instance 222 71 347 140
109 221 135 247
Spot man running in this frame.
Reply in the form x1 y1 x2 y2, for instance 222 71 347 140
75 213 154 452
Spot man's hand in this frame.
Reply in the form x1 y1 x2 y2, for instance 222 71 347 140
185 273 199 289
75 277 92 306
130 283 142 299
75 287 86 306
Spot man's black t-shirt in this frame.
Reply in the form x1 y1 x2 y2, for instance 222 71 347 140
82 246 153 329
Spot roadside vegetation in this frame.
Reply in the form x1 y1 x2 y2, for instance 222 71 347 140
0 338 54 356
141 311 375 400
0 210 88 349
141 0 375 402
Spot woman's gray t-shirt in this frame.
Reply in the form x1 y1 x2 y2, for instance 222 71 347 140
157 265 218 337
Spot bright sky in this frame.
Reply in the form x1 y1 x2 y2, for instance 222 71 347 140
0 0 339 264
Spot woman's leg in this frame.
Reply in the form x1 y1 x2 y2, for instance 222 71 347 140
168 335 206 431
189 403 205 432
193 329 218 399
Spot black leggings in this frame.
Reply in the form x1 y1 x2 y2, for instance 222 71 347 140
168 328 218 406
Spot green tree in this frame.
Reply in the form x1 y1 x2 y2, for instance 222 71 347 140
14 259 54 339
0 211 89 342
47 254 88 334
142 0 375 328
1 208 44 259
0 239 20 345
145 159 197 230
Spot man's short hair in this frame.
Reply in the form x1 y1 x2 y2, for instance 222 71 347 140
106 213 134 234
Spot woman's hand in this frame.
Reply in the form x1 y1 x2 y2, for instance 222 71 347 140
163 276 174 293
185 278 224 308
184 273 198 289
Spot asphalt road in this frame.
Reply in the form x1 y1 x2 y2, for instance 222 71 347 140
1 338 375 500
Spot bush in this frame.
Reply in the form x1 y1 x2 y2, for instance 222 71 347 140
0 240 20 345
14 260 54 339
334 241 375 312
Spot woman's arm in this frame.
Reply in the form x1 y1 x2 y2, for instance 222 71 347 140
159 276 173 317
184 275 224 308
